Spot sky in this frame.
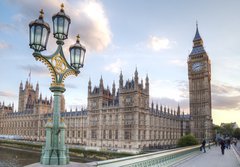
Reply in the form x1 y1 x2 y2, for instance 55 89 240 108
0 0 240 126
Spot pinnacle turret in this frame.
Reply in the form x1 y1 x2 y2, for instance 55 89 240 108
119 71 123 89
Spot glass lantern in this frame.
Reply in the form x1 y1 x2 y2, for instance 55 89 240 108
29 9 50 52
52 4 71 40
69 35 86 69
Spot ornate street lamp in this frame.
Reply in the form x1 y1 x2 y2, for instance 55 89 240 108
29 4 86 165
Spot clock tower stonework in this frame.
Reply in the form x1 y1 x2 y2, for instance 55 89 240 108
188 25 213 141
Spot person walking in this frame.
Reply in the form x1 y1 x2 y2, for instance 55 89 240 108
220 139 225 155
202 139 206 153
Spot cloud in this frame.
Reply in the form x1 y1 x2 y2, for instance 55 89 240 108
212 94 240 110
20 65 49 77
65 83 78 89
104 59 126 74
150 97 189 114
0 91 16 98
0 41 11 49
150 79 187 101
9 0 112 52
147 36 171 51
212 83 240 95
211 82 240 110
0 23 16 32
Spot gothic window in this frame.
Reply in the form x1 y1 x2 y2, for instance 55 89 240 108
124 130 131 140
91 130 97 139
109 130 112 139
115 130 118 139
103 130 106 139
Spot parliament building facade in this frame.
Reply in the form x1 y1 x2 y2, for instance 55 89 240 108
0 27 212 150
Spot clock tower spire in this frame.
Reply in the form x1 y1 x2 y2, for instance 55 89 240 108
188 24 213 142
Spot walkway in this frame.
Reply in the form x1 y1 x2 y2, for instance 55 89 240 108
176 145 240 167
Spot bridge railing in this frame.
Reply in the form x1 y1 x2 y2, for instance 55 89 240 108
87 144 202 167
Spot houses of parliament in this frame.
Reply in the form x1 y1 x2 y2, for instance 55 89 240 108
0 27 213 150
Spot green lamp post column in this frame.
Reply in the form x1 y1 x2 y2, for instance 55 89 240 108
29 4 86 165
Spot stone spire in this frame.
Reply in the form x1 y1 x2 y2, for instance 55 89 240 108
134 67 138 88
177 104 180 116
99 75 104 90
112 81 116 96
119 71 123 89
145 74 149 92
36 82 39 91
20 81 23 90
88 78 92 94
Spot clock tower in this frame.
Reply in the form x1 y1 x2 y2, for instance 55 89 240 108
188 25 212 141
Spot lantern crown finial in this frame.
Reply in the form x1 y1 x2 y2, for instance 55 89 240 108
76 34 80 43
61 3 64 12
39 9 44 19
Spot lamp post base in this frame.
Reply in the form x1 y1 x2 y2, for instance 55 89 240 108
41 147 69 165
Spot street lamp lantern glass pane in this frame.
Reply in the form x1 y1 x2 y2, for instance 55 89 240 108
58 17 64 34
35 26 42 45
64 19 69 34
80 49 85 66
41 28 48 46
75 48 80 66
30 26 34 45
54 18 57 36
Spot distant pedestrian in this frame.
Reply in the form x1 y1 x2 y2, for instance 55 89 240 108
202 139 206 153
208 140 211 149
220 140 225 155
227 139 231 149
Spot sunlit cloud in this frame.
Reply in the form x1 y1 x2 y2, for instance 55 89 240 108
148 36 171 51
212 82 240 110
104 58 126 74
0 91 16 98
0 41 11 49
8 0 112 52
150 79 184 101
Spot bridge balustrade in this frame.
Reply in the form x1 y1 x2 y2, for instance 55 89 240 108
87 145 202 167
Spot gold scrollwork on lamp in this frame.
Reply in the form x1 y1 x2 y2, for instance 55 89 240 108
51 54 67 74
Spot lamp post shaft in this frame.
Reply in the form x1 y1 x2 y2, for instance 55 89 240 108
52 91 61 154
29 4 86 165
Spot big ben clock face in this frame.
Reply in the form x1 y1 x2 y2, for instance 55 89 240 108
192 62 204 72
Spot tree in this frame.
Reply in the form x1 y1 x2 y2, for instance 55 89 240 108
221 123 234 137
233 128 240 139
177 135 198 147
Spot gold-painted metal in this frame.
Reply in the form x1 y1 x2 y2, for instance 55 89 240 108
35 56 57 83
51 54 67 74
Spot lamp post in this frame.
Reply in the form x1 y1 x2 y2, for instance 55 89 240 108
29 4 86 165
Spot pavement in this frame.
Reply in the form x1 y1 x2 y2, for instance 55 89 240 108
176 145 240 167
24 162 93 167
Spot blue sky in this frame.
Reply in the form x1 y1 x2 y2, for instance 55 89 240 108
0 0 240 126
